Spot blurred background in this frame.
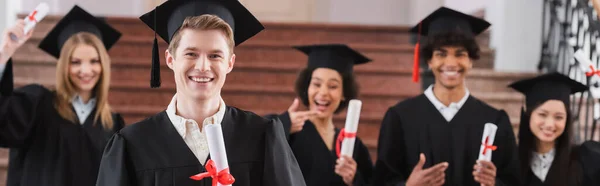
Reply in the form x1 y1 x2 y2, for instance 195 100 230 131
0 0 598 184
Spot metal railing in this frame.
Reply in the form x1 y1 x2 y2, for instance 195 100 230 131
540 0 600 142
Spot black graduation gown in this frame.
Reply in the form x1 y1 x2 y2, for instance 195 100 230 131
523 141 600 186
373 94 520 186
0 60 126 186
265 112 374 186
95 107 306 186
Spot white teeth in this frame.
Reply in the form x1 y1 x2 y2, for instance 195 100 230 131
443 71 458 76
190 77 211 83
316 100 330 105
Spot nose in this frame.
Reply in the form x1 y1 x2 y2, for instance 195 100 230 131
80 61 93 75
317 84 329 97
194 56 211 72
442 56 459 68
542 118 556 130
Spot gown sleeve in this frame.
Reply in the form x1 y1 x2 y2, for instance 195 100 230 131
96 132 136 186
492 110 521 186
0 59 49 148
352 138 374 186
372 108 409 186
262 117 306 186
579 140 600 185
263 111 292 140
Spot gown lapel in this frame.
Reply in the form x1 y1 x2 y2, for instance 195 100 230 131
158 112 203 167
421 95 452 168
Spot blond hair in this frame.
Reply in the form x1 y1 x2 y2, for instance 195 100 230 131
55 32 114 129
167 14 235 56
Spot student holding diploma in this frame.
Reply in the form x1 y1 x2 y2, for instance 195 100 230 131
266 44 374 186
0 5 124 186
372 7 520 186
95 0 304 185
509 73 600 186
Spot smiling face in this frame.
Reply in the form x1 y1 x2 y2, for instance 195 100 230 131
428 46 473 89
307 68 344 118
529 100 568 144
166 28 234 101
69 44 102 94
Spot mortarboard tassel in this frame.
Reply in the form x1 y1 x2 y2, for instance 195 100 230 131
412 22 422 83
150 7 161 88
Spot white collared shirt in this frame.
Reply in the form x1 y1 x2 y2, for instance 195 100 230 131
424 85 470 122
71 95 97 125
531 148 556 182
165 94 226 165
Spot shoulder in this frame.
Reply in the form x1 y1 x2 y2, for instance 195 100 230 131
468 96 501 113
15 84 52 96
226 106 274 127
119 111 168 138
389 94 427 112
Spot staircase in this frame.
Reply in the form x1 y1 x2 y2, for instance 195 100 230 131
0 15 535 185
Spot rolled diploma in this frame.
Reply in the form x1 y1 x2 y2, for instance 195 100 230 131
205 124 231 186
574 49 594 73
10 3 49 41
24 3 50 34
341 99 362 157
477 123 498 161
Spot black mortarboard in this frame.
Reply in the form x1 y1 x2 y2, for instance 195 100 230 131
139 0 264 88
509 72 588 110
38 5 121 59
294 44 371 74
408 7 491 83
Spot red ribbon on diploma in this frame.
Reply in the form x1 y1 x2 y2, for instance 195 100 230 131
586 65 600 77
190 159 235 186
482 136 497 155
28 10 38 23
336 128 356 158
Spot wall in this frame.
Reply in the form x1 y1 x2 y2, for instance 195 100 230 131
489 0 543 72
5 0 545 73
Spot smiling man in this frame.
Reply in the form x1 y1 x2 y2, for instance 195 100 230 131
95 0 304 186
372 7 520 186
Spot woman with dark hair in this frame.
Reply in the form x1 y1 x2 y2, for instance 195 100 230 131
266 44 374 186
509 72 600 186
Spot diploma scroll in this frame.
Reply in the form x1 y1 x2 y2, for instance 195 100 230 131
10 3 49 41
477 123 498 161
339 99 362 158
205 124 233 186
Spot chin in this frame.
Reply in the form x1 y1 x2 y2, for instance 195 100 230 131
439 81 461 89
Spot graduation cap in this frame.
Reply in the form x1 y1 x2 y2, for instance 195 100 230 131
509 72 588 110
139 0 264 88
409 7 491 83
38 5 121 59
294 44 371 74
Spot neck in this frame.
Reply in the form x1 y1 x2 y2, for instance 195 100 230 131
175 94 221 128
535 140 555 154
310 115 334 132
432 83 466 106
78 91 93 104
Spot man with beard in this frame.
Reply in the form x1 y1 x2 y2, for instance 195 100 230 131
372 7 520 186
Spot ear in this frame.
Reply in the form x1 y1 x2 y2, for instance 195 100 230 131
165 49 174 70
226 53 236 74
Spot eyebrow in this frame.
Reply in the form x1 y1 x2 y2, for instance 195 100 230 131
538 109 566 115
311 77 341 83
434 48 447 52
183 47 198 51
